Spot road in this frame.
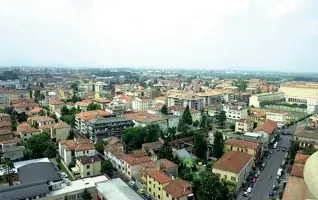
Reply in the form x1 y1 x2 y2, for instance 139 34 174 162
237 134 292 200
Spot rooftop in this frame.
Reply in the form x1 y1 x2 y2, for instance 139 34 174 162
213 151 253 174
291 163 305 178
143 169 172 183
0 121 12 127
76 110 110 121
141 159 178 169
254 121 277 135
282 176 310 200
294 153 310 165
294 125 318 139
77 155 101 165
163 179 192 198
0 129 12 136
225 139 261 150
28 116 55 122
122 155 152 166
60 138 95 151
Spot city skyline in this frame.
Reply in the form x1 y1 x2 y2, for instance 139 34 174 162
1 0 318 72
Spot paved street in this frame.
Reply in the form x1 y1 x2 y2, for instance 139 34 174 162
237 134 292 200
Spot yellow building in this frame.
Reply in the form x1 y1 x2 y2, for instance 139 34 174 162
235 119 254 133
73 155 102 178
17 125 41 142
141 169 193 200
280 83 318 104
49 99 65 112
0 89 30 106
212 151 253 191
224 139 261 159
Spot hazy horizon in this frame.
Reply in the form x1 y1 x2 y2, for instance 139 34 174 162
1 0 318 72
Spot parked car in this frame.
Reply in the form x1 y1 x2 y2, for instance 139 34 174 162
277 148 280 152
267 155 271 159
128 181 136 187
143 194 151 200
137 189 145 195
247 187 252 193
252 178 257 183
269 190 275 197
270 150 274 154
282 148 286 152
254 173 259 178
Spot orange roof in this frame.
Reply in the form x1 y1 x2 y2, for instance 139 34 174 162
291 163 304 178
119 95 133 101
59 139 95 151
28 116 55 122
0 137 22 144
13 102 38 108
225 139 260 150
143 169 172 183
93 98 111 103
0 129 12 136
0 121 12 127
254 121 277 135
294 153 310 165
142 159 178 169
18 126 40 133
30 107 44 113
128 149 148 158
163 179 192 198
75 100 92 107
76 110 110 121
213 151 253 174
0 89 28 94
50 100 64 105
122 155 152 166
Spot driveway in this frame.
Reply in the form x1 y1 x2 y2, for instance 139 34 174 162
237 135 292 200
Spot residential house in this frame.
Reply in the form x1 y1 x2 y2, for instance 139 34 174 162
235 119 254 133
122 153 152 180
0 121 12 130
49 99 65 113
104 144 126 171
27 116 55 127
17 124 41 142
142 140 164 155
0 129 13 140
132 98 155 111
224 139 262 160
92 98 111 110
0 113 11 122
105 102 126 116
75 99 92 111
30 107 46 116
75 110 110 134
253 120 278 144
168 106 202 122
141 169 193 200
266 111 293 128
141 159 178 178
293 125 318 149
0 89 30 106
39 122 71 141
72 155 102 178
113 95 134 109
223 102 248 122
167 92 203 110
204 104 222 117
59 138 96 166
212 151 254 191
13 102 39 113
103 136 125 152
0 137 25 161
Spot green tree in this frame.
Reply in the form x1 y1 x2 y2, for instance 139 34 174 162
182 105 193 125
61 115 75 127
160 105 169 115
289 142 300 165
17 112 28 123
67 129 75 140
200 115 207 129
72 94 80 103
205 117 213 131
158 142 174 160
50 113 58 122
193 170 232 200
61 106 70 116
26 133 56 159
81 188 93 200
193 120 200 128
0 157 14 186
87 102 101 111
230 123 235 131
94 140 104 155
193 133 208 159
101 159 114 177
177 119 189 134
31 121 39 128
70 83 79 92
213 131 224 158
39 109 46 116
216 110 226 128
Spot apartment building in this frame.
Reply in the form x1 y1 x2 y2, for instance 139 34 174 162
266 111 292 128
167 93 203 110
168 106 201 122
132 98 155 111
59 138 96 166
27 116 55 127
212 151 253 191
13 101 39 113
39 122 71 141
0 79 20 89
105 102 127 116
293 124 318 149
121 153 152 180
249 92 285 107
0 89 30 106
73 155 102 178
86 116 134 141
75 110 110 134
222 102 248 122
224 139 261 160
235 119 254 133
17 123 41 142
49 99 65 113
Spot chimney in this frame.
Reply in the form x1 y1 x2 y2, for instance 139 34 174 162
91 157 94 162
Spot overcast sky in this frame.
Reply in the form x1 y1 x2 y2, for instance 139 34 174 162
0 0 318 72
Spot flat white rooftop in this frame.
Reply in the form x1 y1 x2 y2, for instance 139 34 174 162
50 177 96 196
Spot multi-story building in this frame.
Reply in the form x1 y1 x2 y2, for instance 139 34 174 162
224 139 261 160
39 122 71 141
0 89 30 106
75 110 110 134
167 93 203 110
27 116 55 127
17 123 41 142
293 124 318 149
235 119 254 133
121 153 152 180
0 79 20 89
132 98 155 111
266 111 292 128
73 155 102 178
249 92 285 107
212 151 254 191
59 138 96 166
222 102 248 122
105 102 126 116
49 99 65 113
86 116 134 141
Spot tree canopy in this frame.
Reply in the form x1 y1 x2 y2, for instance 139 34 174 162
158 142 174 160
94 140 104 155
182 105 193 125
193 133 208 159
216 110 226 128
160 105 169 115
213 131 224 158
87 103 101 111
26 133 56 159
101 159 114 177
193 170 233 200
0 157 14 186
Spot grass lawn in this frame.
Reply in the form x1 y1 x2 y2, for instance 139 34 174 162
56 158 74 180
291 112 306 120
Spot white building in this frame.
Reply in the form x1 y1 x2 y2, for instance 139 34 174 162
266 111 289 128
249 92 285 107
59 138 96 166
94 81 107 93
223 102 248 122
132 98 154 111
167 93 204 110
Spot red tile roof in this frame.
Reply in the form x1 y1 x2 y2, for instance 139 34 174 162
0 137 22 144
13 102 38 108
30 107 44 113
50 100 64 105
213 151 253 174
0 129 12 136
59 139 95 151
18 126 40 134
76 110 110 121
254 121 277 135
122 155 152 166
143 169 172 183
28 116 55 122
163 179 192 198
294 153 310 165
93 98 111 103
225 139 261 150
291 163 304 178
0 121 12 127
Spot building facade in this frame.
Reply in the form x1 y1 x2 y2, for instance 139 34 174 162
249 92 285 107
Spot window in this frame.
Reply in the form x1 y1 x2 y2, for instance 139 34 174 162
87 165 90 169
153 184 155 188
166 192 169 197
149 181 152 184
128 172 130 175
158 187 161 191
231 176 236 181
83 151 85 154
149 188 151 192
87 172 90 176
224 175 227 180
